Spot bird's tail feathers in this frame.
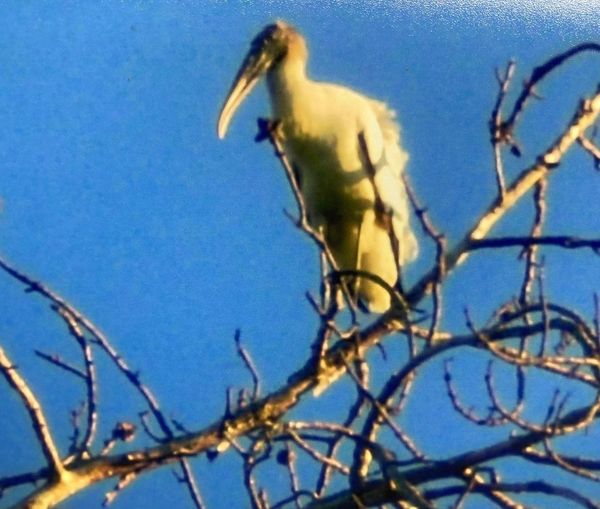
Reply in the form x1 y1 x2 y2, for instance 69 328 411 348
355 209 398 313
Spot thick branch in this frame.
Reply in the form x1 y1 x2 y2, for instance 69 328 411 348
305 398 600 508
0 255 174 440
0 345 65 479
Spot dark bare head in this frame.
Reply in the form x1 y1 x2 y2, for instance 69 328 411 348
217 21 307 139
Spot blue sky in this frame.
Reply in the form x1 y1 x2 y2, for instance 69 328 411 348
1 2 599 508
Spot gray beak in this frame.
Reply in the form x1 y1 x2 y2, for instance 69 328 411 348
217 47 273 139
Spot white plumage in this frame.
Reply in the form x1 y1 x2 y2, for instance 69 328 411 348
218 21 417 312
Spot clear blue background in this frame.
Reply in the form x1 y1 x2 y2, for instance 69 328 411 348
1 2 599 508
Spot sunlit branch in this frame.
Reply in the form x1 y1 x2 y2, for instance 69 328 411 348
402 173 447 343
0 254 175 441
490 59 516 195
0 344 65 478
103 471 140 507
504 43 600 135
3 41 600 509
578 134 600 168
235 329 262 401
175 459 207 509
407 85 600 305
55 307 98 456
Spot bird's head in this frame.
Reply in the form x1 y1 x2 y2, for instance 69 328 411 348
217 20 306 139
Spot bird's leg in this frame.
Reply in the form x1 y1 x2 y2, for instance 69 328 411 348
353 219 372 314
258 117 358 327
320 227 359 325
307 252 344 377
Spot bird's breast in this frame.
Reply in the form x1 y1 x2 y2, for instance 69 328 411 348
282 121 377 224
269 77 385 224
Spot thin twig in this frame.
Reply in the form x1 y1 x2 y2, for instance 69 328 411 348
490 59 516 195
344 358 424 460
407 85 600 304
543 438 600 483
504 43 600 134
470 235 600 252
56 306 98 455
519 178 547 308
235 329 261 401
282 443 302 509
285 429 350 476
103 471 139 507
34 350 86 379
0 255 175 440
578 135 600 169
485 359 600 435
523 446 600 475
536 261 550 357
444 359 507 427
452 473 478 509
402 174 446 343
594 293 600 349
315 382 367 495
176 460 207 509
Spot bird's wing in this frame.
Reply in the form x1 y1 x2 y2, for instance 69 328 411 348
363 98 418 266
365 98 406 177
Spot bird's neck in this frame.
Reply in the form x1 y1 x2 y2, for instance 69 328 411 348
266 56 309 118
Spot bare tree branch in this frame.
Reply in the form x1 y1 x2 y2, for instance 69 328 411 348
0 344 65 479
468 235 600 252
407 84 600 305
3 42 600 509
503 42 600 137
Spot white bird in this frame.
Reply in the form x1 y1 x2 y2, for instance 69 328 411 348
217 21 418 312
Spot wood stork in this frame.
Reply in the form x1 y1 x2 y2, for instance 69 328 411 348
217 21 418 312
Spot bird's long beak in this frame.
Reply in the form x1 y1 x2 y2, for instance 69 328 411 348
217 47 273 139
